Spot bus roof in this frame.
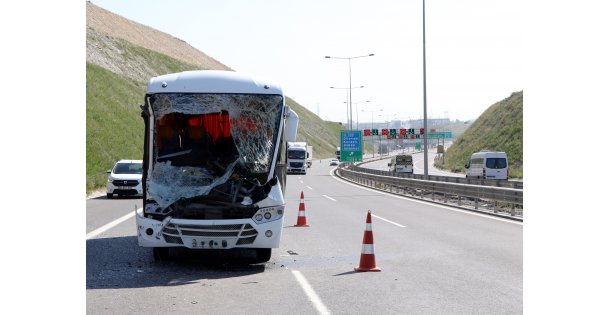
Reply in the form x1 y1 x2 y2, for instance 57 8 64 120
147 70 283 95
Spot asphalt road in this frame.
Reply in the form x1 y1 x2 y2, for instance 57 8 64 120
86 159 522 314
362 149 464 177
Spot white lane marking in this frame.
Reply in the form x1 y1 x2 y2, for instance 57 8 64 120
86 210 137 239
322 195 337 202
291 270 331 315
306 185 313 190
329 169 522 225
372 214 406 228
300 180 304 184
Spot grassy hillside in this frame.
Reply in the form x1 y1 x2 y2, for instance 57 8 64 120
86 63 145 191
436 91 523 178
286 97 342 159
86 4 347 193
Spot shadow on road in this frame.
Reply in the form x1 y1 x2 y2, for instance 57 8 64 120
86 236 266 290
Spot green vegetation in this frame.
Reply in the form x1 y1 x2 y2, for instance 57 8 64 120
86 63 145 191
286 97 342 159
87 30 348 194
436 91 523 178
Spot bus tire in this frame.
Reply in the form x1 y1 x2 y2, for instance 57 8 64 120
255 248 272 263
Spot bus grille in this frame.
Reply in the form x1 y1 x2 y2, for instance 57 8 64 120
161 223 258 246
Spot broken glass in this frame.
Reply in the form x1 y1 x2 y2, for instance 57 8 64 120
147 93 283 209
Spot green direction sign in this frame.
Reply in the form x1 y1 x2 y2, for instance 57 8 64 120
415 142 421 150
340 130 363 162
427 131 453 139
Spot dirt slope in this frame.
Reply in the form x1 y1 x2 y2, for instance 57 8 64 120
86 2 231 71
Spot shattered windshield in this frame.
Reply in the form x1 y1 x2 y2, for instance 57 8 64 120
147 93 283 208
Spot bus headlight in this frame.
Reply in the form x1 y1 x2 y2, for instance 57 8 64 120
252 205 284 224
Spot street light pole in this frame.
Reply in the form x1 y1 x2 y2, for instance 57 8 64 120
422 0 429 179
326 54 374 130
331 86 364 128
347 100 370 130
362 108 382 158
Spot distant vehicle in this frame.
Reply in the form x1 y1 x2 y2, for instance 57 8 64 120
329 159 339 166
465 151 508 180
287 142 308 174
106 160 143 198
388 155 413 174
306 145 313 168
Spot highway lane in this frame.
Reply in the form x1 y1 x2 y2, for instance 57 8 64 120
87 158 521 314
362 149 465 177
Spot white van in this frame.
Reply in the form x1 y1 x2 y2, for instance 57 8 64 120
464 151 508 180
388 154 414 174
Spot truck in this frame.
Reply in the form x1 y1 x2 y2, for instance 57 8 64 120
306 145 313 168
286 142 308 174
136 70 299 263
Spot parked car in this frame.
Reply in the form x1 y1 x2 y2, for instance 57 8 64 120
106 160 143 198
329 159 339 166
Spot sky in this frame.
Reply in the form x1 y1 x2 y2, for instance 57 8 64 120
90 0 522 124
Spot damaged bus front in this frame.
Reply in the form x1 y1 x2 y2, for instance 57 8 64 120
136 71 298 262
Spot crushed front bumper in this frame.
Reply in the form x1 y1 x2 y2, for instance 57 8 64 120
135 209 283 249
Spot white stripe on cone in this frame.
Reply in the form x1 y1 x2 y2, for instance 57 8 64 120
361 244 375 254
366 223 373 231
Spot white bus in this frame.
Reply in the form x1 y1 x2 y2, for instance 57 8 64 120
465 151 509 180
136 70 298 262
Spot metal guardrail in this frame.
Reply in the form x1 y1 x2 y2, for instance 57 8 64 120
352 165 523 189
336 165 523 220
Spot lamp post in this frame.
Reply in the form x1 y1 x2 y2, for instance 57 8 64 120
422 0 429 178
326 53 374 130
330 86 364 128
346 100 370 130
362 108 382 158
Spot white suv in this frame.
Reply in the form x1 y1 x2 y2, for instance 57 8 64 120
106 160 143 198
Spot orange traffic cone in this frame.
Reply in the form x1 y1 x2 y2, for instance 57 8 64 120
354 210 381 272
294 191 310 227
